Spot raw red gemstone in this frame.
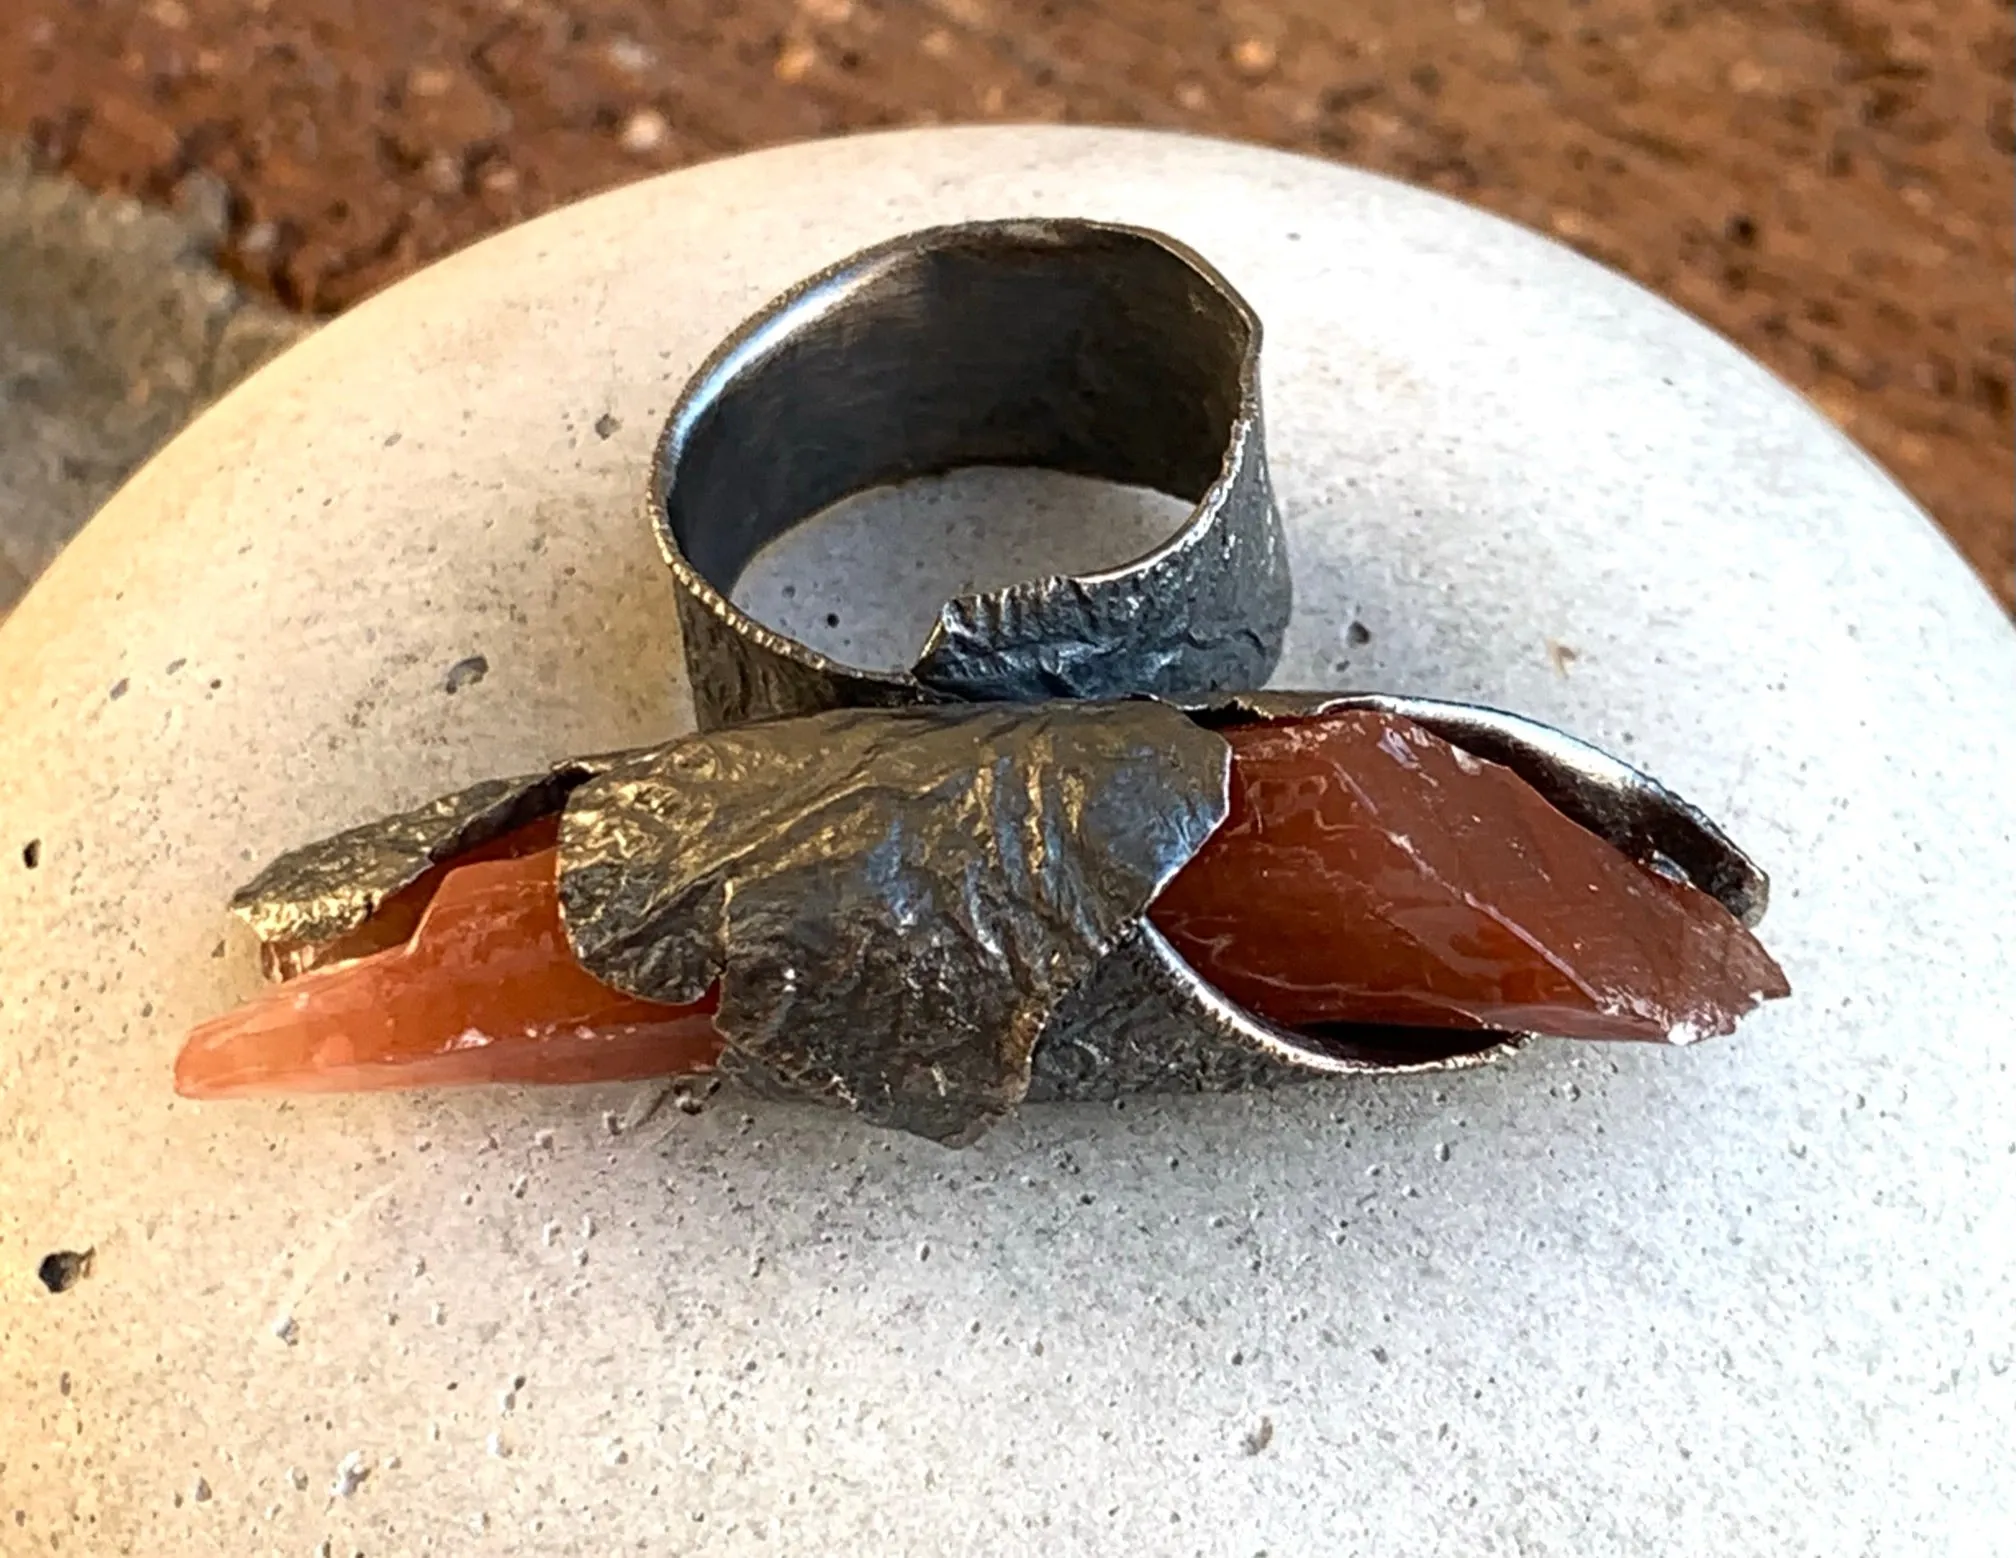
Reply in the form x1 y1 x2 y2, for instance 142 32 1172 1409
1147 711 1789 1042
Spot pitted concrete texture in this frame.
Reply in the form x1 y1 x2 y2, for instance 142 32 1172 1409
1 128 2011 1557
0 147 306 615
6 0 2008 606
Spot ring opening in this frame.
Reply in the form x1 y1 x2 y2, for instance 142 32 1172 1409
660 223 1253 598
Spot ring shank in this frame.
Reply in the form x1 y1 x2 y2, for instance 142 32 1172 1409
665 224 1248 589
652 220 1291 728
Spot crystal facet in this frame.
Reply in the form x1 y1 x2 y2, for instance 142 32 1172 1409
1147 711 1790 1042
174 832 721 1099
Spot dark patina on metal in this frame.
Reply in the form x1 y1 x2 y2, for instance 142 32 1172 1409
212 219 1779 1146
229 758 615 978
652 218 1292 729
228 693 1768 1144
1028 690 1769 1105
557 702 1228 1144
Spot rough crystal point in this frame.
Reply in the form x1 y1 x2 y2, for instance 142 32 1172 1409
174 841 723 1099
1147 711 1790 1043
179 710 1789 1103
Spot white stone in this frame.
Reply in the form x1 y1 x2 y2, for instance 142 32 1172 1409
2 127 2012 1556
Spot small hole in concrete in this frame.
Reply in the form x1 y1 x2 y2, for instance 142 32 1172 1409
37 1249 94 1294
21 839 39 870
444 654 489 694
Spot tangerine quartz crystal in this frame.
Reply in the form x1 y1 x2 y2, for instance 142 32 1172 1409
174 711 1787 1098
1149 712 1789 1042
173 832 723 1099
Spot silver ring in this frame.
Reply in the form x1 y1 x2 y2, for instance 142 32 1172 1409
216 223 1779 1147
650 219 1293 730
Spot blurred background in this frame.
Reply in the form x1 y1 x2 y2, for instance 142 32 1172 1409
1 0 2010 614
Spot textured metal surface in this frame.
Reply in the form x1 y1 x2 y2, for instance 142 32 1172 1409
229 758 621 955
1028 922 1520 1103
225 692 1774 1138
651 219 1292 729
1179 690 1770 924
219 205 1772 1138
556 701 1230 1144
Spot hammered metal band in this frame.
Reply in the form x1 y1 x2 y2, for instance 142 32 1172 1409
650 219 1293 730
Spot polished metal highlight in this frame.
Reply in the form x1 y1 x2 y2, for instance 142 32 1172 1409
1033 691 1772 1102
651 219 1292 729
1177 691 1769 924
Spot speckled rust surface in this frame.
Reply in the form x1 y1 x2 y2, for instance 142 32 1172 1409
2 0 2008 603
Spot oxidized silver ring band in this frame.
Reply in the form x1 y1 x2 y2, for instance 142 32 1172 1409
650 219 1294 730
215 223 1777 1147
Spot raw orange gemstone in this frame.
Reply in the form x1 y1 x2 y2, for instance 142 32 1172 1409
1147 711 1790 1042
179 710 1789 1100
174 837 722 1099
258 815 573 981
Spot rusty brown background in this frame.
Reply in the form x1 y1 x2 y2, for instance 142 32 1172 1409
3 0 2009 603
